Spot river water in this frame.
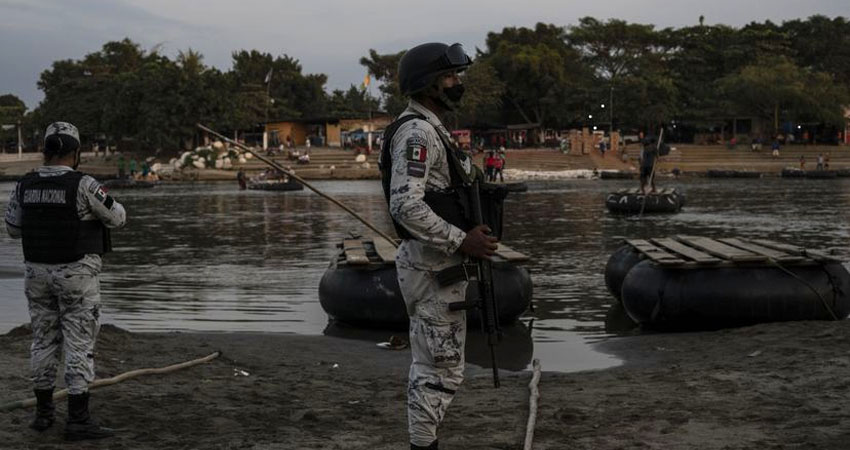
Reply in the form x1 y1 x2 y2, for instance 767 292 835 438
2 177 849 372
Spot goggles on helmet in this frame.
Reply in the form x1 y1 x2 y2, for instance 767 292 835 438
426 43 471 74
444 43 471 66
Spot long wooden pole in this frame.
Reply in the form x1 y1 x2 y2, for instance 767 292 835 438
523 358 542 450
197 123 398 247
0 351 221 412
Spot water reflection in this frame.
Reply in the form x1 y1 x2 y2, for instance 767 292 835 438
2 177 850 372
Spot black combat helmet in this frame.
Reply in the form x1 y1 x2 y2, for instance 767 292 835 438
398 43 472 96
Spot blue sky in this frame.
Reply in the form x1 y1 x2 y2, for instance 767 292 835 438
1 0 847 110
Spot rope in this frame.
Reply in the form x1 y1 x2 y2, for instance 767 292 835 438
523 358 542 450
0 351 221 412
767 258 840 321
197 124 399 247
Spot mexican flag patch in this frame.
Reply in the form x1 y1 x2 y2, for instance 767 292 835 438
406 136 427 162
93 186 107 202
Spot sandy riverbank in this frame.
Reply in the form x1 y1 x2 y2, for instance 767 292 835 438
2 316 849 449
3 144 849 183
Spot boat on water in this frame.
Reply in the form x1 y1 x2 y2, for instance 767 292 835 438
781 168 838 179
706 169 762 178
318 237 533 330
605 188 685 214
247 178 304 191
605 235 850 330
103 178 157 189
599 170 637 180
502 182 529 192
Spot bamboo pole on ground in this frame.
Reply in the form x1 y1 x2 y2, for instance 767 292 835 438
197 123 398 247
0 351 221 412
523 358 542 450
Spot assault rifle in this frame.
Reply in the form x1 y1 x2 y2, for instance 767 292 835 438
448 179 502 388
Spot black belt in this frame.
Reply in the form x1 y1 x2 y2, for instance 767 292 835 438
435 263 478 286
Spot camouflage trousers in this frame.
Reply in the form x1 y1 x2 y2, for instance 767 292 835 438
25 260 102 395
398 266 467 447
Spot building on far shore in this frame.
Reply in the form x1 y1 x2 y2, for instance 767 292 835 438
265 113 392 148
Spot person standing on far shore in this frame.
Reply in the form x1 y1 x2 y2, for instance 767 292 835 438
236 168 247 190
117 153 126 178
494 149 505 182
485 151 496 182
4 122 126 441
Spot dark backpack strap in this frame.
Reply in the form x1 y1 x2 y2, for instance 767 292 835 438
380 114 426 240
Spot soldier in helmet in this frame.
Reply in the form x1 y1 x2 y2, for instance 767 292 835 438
4 122 126 441
379 43 498 449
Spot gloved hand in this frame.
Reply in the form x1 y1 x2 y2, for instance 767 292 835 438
460 224 498 259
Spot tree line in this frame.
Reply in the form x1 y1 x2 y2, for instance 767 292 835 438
2 15 849 152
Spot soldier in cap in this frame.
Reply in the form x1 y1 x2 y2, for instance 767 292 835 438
379 43 498 449
4 121 126 441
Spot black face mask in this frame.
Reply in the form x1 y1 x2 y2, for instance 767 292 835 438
443 84 465 102
72 148 81 170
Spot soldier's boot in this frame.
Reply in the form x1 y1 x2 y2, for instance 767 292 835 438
411 441 438 450
64 392 114 441
29 388 55 431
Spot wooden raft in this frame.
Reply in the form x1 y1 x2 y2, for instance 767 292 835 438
625 235 838 268
615 187 677 195
339 237 531 265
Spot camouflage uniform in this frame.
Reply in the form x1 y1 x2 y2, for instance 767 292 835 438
389 99 475 447
5 166 126 395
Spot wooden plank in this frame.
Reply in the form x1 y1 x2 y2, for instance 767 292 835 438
750 239 839 263
626 239 686 266
650 238 721 264
674 235 767 263
718 238 805 263
495 243 530 262
342 239 370 265
371 237 398 263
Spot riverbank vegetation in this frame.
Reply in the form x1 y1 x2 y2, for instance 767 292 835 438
1 15 848 153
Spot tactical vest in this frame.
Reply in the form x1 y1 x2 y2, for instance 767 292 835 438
18 171 111 264
379 114 508 241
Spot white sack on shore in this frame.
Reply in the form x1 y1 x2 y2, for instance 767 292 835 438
502 168 597 180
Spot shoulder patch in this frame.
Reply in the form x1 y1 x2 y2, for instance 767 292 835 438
407 161 426 178
406 136 428 162
93 186 106 203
